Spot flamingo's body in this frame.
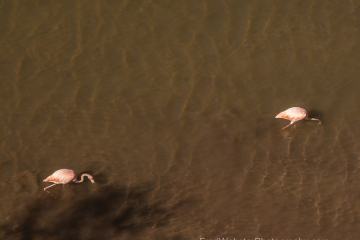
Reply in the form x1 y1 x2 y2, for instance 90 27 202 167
275 107 321 130
43 169 95 191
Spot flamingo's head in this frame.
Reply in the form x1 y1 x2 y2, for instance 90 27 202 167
88 175 95 183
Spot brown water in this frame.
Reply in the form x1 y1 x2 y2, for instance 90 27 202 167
1 1 360 240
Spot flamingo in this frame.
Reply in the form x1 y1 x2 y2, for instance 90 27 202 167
43 169 95 192
275 107 321 130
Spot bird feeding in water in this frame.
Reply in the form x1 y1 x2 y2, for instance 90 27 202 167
43 169 95 192
275 107 321 130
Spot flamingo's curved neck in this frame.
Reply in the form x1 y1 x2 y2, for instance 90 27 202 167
74 173 95 183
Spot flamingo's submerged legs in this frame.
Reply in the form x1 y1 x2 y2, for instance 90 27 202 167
282 122 293 130
44 183 58 192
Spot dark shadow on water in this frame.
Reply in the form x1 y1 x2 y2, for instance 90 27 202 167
307 109 324 124
1 181 187 240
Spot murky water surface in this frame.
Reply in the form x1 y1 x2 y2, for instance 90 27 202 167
1 1 360 239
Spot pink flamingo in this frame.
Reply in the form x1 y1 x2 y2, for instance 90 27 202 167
43 169 95 192
275 107 321 130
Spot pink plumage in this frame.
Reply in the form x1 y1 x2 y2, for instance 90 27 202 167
275 107 321 130
43 169 95 192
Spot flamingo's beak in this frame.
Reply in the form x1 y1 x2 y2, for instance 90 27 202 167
86 174 95 183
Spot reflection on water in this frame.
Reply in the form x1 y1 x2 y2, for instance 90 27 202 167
3 183 193 239
1 0 360 239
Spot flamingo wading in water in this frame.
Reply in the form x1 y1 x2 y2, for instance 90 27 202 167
275 107 321 130
43 169 95 192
